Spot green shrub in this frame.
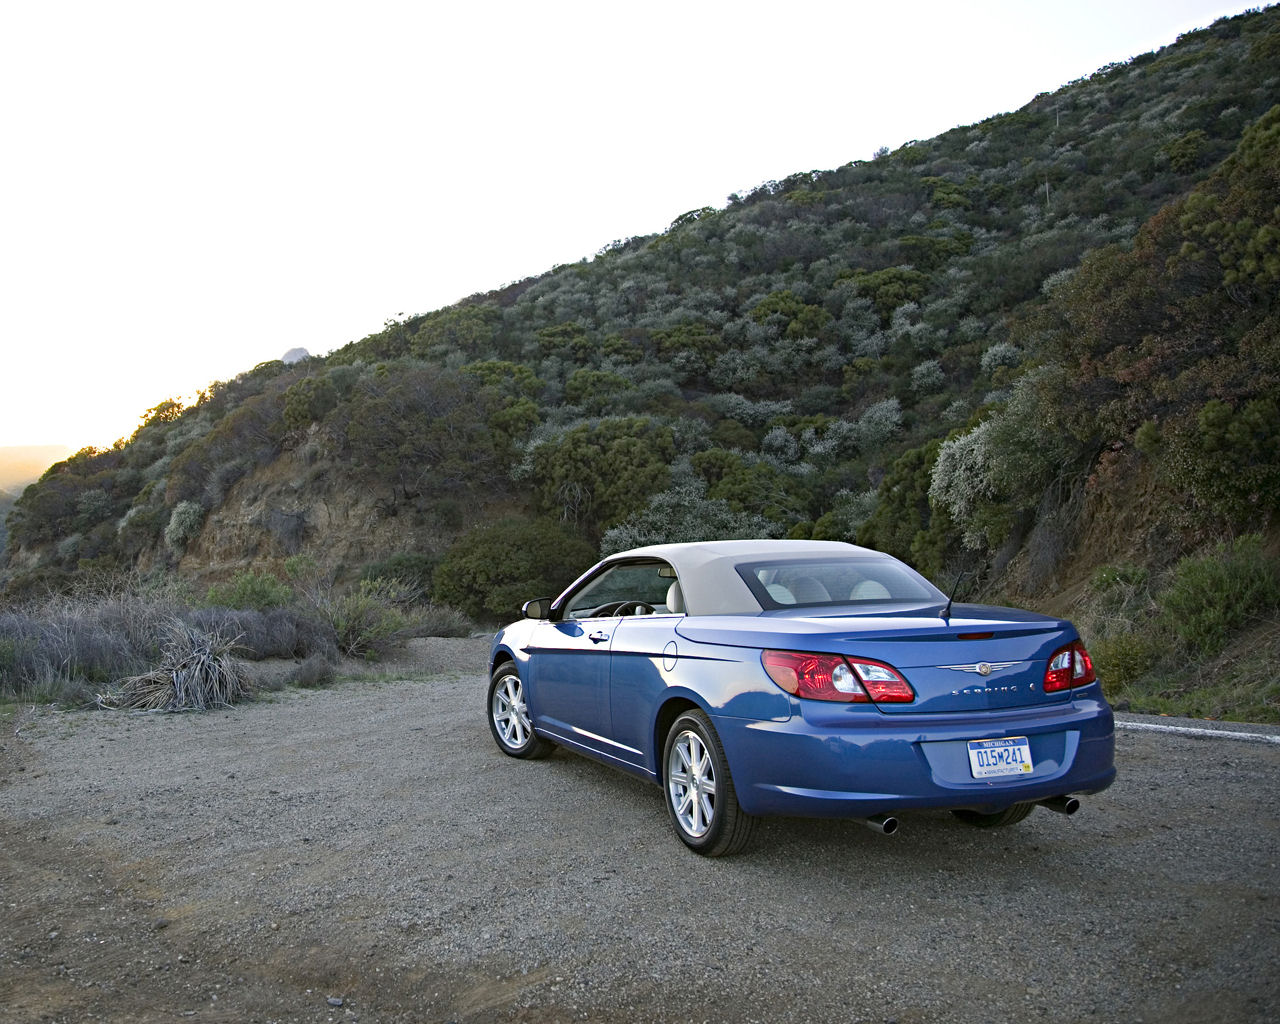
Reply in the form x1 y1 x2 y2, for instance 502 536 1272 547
600 483 778 555
433 516 597 621
1090 564 1149 594
311 578 410 660
411 603 475 638
361 552 439 600
282 375 338 429
1091 631 1161 690
164 501 205 552
519 417 677 537
117 504 166 559
0 636 20 677
1157 535 1280 656
205 570 294 610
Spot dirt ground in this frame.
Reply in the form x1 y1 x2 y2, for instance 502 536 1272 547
2 643 1278 1023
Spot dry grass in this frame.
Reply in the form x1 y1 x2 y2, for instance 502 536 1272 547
101 621 249 712
1 572 473 704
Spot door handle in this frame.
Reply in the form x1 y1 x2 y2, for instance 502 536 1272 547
588 630 610 644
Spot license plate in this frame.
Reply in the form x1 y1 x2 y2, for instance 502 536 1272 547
967 736 1034 778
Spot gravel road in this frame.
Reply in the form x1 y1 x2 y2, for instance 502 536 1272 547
2 637 1278 1024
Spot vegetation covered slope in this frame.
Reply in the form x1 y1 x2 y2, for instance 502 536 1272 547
4 9 1278 717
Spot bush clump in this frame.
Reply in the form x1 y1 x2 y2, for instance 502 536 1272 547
0 576 339 702
1073 537 1280 721
361 552 439 601
410 603 476 638
433 516 597 621
102 620 249 712
289 653 336 689
205 570 294 611
186 605 337 662
1157 535 1280 657
305 578 411 660
164 501 205 553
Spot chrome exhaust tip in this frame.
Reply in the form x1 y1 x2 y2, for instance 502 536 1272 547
1038 795 1081 815
864 813 899 835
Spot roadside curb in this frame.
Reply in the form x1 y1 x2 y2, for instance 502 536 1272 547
1114 716 1280 745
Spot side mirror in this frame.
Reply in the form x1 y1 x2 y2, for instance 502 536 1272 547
522 598 553 620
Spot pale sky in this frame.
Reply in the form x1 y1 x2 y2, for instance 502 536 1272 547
0 0 1258 450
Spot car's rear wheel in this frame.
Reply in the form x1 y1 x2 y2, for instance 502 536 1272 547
951 801 1035 827
663 710 756 856
488 664 554 759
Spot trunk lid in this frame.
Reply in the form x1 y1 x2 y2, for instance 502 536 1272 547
675 603 1076 713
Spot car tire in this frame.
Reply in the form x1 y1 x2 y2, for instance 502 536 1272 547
950 801 1036 828
662 710 756 856
488 664 554 760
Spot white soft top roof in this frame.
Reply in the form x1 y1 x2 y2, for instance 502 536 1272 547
602 539 881 616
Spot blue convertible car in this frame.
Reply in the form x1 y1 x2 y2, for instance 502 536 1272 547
488 539 1115 856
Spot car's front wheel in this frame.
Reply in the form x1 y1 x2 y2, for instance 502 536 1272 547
488 664 554 759
663 710 756 856
951 802 1035 827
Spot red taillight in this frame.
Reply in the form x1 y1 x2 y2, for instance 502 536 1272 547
1044 641 1097 693
850 658 917 702
762 650 915 704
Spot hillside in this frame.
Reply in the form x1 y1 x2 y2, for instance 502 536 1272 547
0 445 72 493
0 487 15 558
0 446 72 560
3 6 1278 666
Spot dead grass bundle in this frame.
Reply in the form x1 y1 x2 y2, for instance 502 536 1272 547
103 620 250 712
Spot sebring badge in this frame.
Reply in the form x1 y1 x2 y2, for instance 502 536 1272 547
938 659 1028 697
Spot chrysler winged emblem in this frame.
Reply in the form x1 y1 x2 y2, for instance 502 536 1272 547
938 660 1023 675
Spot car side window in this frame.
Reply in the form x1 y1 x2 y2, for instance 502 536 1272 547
564 561 678 618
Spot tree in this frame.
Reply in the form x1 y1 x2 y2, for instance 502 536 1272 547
137 398 185 432
521 418 676 538
345 365 498 494
849 267 930 324
432 516 597 620
704 458 812 525
283 376 338 429
749 290 832 339
564 369 634 414
600 482 779 554
653 321 725 385
910 359 945 394
409 305 500 360
536 322 595 362
461 360 543 399
857 440 957 580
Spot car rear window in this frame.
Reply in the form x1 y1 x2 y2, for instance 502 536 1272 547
735 557 941 609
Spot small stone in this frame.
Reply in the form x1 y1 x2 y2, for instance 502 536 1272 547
328 996 344 1007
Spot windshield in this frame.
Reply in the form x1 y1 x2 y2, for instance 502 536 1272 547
736 556 942 610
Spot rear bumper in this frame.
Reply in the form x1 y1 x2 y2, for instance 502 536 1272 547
714 694 1115 818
